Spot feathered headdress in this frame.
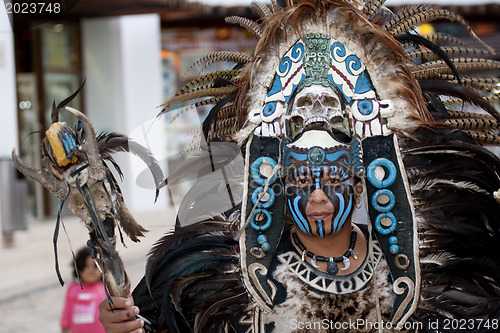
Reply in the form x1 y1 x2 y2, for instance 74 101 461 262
153 0 500 330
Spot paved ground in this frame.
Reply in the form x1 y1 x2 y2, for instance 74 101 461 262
0 209 176 332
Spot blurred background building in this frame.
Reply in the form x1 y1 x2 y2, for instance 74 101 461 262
1 0 499 246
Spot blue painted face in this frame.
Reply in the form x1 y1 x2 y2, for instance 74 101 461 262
285 164 356 237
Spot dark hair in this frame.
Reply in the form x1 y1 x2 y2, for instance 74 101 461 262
72 247 92 278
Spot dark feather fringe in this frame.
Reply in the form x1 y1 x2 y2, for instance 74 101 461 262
402 127 500 326
133 220 247 333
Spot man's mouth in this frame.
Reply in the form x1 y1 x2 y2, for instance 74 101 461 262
308 212 331 220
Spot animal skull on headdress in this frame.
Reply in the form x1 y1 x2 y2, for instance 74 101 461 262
290 85 344 131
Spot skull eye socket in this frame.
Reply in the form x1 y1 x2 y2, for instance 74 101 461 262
291 115 304 127
321 95 338 108
296 95 313 108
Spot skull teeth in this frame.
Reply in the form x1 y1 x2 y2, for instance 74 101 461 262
304 116 330 127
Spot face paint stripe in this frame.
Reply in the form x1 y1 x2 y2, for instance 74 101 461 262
337 195 352 232
288 197 311 233
335 194 353 233
317 220 324 237
293 196 312 233
333 192 345 233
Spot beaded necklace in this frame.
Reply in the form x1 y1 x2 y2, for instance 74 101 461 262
291 229 358 275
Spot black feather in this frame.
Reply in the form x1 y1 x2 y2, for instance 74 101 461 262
418 80 500 122
51 79 86 123
202 93 237 140
97 132 165 202
396 33 462 84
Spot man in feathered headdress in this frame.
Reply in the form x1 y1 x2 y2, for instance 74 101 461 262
99 1 500 332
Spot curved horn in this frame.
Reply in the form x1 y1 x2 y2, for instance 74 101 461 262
65 107 106 181
12 148 69 200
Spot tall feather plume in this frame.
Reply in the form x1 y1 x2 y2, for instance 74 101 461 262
413 59 500 80
383 4 435 30
388 8 494 53
208 116 237 142
162 139 241 187
225 16 263 39
251 1 272 18
202 94 238 139
159 86 239 113
444 97 500 108
444 118 499 131
431 75 499 93
406 47 494 62
207 106 236 137
177 70 240 94
462 131 500 145
188 51 252 73
363 0 387 18
270 0 281 14
418 58 500 71
422 32 467 47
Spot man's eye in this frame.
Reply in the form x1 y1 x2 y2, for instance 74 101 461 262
298 178 308 185
326 176 340 185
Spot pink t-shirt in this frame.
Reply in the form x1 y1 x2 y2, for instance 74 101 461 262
60 281 106 333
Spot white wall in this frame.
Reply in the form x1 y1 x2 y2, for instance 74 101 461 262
0 8 17 158
81 14 168 212
0 6 20 234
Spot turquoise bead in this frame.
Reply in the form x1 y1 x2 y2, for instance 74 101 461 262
257 234 268 244
389 236 398 245
390 244 399 254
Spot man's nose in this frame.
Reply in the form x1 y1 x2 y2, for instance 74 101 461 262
309 188 329 204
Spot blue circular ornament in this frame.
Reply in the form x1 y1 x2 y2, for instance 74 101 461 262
250 209 272 231
374 212 397 235
251 186 276 208
371 189 396 212
251 157 278 186
367 158 397 188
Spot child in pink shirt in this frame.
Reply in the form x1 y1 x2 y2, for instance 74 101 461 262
61 247 106 333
